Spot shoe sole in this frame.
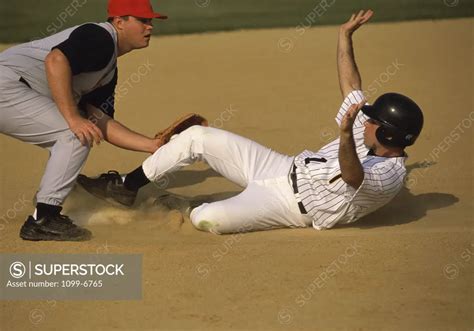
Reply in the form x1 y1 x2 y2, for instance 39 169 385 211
20 229 92 242
76 179 134 208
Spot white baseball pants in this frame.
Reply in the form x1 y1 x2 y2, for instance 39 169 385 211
0 65 90 206
142 126 312 234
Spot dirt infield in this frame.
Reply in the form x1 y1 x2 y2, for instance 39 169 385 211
0 18 472 330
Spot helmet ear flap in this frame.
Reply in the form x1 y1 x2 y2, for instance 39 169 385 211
375 126 410 147
403 133 418 146
375 126 393 146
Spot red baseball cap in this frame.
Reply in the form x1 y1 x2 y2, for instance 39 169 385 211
107 0 168 19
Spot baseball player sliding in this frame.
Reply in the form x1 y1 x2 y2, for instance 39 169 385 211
0 0 205 241
79 10 424 234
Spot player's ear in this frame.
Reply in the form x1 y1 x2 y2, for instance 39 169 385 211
110 16 128 30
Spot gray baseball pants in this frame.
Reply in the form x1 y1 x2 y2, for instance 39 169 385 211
0 65 89 206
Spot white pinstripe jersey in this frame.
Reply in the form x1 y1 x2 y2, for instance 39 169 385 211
293 90 407 230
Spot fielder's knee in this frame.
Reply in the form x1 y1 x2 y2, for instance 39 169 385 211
56 130 90 150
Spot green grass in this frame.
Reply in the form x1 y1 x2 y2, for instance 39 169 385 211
0 0 472 43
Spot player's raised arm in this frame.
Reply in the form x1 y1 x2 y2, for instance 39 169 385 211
337 10 373 99
338 101 366 189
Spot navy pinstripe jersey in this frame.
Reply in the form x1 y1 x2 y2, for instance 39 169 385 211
293 90 407 230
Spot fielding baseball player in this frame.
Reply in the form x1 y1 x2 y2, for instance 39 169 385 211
78 10 424 234
0 0 206 241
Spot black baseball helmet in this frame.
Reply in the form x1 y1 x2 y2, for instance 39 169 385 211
361 93 424 147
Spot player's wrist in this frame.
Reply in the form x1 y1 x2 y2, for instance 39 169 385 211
339 27 353 39
339 130 354 139
64 112 82 124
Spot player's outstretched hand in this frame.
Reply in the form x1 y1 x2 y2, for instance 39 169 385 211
340 101 366 135
69 115 104 147
340 10 374 36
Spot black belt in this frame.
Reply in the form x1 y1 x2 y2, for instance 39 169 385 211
19 76 31 88
290 164 308 214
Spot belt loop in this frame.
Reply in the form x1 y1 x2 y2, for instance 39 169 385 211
290 164 308 214
305 157 327 165
297 201 307 214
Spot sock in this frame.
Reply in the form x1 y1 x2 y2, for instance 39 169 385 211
124 166 150 192
36 203 62 220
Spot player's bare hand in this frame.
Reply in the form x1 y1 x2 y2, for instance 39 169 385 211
151 136 165 153
340 10 373 36
340 101 366 134
69 116 104 147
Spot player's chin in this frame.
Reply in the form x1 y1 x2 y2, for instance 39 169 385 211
363 134 371 147
363 139 372 150
136 40 151 49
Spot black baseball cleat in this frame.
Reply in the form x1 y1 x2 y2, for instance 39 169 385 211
77 170 137 207
20 215 92 241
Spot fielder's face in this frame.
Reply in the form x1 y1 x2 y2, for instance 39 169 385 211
122 16 154 49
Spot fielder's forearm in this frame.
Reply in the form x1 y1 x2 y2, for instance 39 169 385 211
338 132 364 189
86 105 157 153
104 120 158 153
45 49 81 124
337 30 362 98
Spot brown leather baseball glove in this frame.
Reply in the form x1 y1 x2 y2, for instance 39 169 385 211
155 113 209 146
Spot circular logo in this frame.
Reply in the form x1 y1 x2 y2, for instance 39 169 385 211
195 0 211 8
196 263 211 279
29 309 46 325
443 263 459 280
277 307 294 324
277 37 295 53
444 0 459 7
403 175 418 189
10 261 26 279
153 175 170 190
320 127 336 142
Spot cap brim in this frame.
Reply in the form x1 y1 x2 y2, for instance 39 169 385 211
154 12 168 19
361 104 377 119
133 12 167 19
361 104 398 129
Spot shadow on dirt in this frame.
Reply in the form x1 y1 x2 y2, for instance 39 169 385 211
100 162 459 229
351 161 459 228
